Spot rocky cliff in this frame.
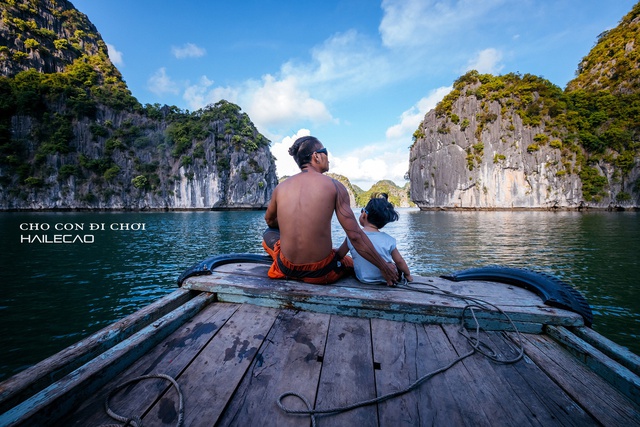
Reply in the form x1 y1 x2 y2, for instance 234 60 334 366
0 0 277 210
409 4 640 210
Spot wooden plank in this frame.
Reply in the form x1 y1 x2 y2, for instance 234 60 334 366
546 325 640 404
414 324 471 426
142 303 280 426
371 318 472 426
63 301 241 427
517 332 640 426
370 319 422 426
485 331 598 426
216 309 331 427
0 292 214 427
0 288 196 414
441 324 539 427
211 263 575 312
207 264 555 307
215 292 547 334
571 326 640 377
418 324 493 426
185 272 583 330
315 316 378 426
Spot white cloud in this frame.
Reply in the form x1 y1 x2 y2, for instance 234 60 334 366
291 30 393 96
464 48 504 74
334 86 452 189
172 1 511 190
106 43 124 66
172 43 206 59
147 68 179 95
385 86 452 140
330 143 410 190
181 73 333 131
167 1 512 188
379 0 431 48
182 76 241 110
182 76 214 108
379 0 506 48
247 75 334 128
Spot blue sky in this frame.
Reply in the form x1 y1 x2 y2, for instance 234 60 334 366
71 0 637 189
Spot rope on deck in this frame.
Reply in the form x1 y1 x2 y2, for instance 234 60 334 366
100 373 184 427
276 277 525 427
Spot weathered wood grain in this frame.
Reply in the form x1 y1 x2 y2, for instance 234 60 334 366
370 319 422 426
34 307 640 426
419 324 493 426
3 258 638 426
545 325 640 404
571 326 640 377
184 269 583 332
518 333 640 426
216 309 331 427
486 331 598 426
214 292 548 334
315 316 378 426
142 303 279 426
442 323 537 427
207 263 560 306
64 301 241 426
414 324 471 426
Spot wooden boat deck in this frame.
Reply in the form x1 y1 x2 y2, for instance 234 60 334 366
1 262 639 426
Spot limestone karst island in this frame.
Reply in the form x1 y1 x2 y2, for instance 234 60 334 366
1 0 639 210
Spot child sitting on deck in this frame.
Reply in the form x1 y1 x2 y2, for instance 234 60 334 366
337 193 413 285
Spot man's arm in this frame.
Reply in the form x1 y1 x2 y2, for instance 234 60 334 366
332 180 399 286
264 187 279 229
336 238 349 259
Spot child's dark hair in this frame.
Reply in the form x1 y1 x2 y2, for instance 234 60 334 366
364 193 398 229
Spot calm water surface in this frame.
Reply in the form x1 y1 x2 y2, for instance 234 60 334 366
0 210 638 380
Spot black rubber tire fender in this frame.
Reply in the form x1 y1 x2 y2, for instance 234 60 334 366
177 253 272 286
441 266 593 327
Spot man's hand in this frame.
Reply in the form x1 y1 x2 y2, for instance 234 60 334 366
382 262 400 287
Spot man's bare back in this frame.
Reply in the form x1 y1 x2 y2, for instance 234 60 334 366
266 169 340 264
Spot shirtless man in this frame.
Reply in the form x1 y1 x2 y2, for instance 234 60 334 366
262 136 399 286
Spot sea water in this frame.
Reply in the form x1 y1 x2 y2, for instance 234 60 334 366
0 210 638 380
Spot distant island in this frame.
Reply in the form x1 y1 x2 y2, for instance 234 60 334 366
279 174 414 208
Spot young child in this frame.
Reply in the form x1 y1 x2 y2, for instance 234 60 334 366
337 193 412 285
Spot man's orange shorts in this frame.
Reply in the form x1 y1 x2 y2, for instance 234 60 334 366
262 239 353 285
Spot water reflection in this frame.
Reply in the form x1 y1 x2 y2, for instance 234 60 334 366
0 209 638 380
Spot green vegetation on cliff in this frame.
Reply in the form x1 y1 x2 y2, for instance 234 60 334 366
567 2 640 94
0 0 275 208
422 68 639 202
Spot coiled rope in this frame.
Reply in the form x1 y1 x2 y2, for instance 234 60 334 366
101 373 184 427
276 277 525 427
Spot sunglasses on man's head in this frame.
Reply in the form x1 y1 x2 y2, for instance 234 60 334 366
315 148 328 155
